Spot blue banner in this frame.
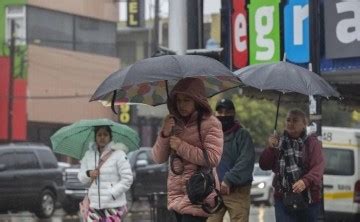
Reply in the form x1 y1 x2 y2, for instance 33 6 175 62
284 0 309 63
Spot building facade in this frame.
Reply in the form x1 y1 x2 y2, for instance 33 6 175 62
0 0 120 147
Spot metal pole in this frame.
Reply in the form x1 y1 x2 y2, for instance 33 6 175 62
152 0 160 53
197 0 203 48
169 0 187 55
220 0 232 68
7 20 16 143
187 0 203 49
309 0 324 221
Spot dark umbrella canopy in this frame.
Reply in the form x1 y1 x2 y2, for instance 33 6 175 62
234 61 341 130
91 55 243 107
235 61 340 98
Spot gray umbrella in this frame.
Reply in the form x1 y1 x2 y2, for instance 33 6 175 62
235 61 341 130
91 55 243 109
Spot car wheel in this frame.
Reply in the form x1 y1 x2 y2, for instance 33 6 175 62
267 188 275 206
34 189 56 218
62 197 80 215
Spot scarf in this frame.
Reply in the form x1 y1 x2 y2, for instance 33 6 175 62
278 130 307 192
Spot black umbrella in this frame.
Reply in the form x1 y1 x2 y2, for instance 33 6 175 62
91 55 243 110
234 61 341 130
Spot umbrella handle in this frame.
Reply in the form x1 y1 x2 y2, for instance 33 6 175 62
111 90 118 114
273 129 277 136
274 93 282 131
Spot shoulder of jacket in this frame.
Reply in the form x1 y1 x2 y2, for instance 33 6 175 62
112 149 127 156
110 149 129 162
235 127 251 138
306 134 321 145
110 142 129 153
203 115 221 127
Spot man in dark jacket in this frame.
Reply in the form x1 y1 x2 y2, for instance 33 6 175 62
207 99 255 222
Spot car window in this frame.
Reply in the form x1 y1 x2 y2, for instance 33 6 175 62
137 152 147 160
253 165 272 176
36 149 58 168
324 148 354 175
16 152 40 169
0 152 17 170
136 150 155 165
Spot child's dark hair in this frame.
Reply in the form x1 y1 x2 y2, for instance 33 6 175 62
94 125 112 140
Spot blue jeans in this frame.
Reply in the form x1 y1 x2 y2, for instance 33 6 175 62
275 199 320 222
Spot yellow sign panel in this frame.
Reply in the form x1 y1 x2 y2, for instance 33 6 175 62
119 104 131 124
127 0 140 27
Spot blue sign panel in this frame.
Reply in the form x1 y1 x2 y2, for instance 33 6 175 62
284 0 309 63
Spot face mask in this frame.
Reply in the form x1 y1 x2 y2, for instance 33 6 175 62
217 116 235 131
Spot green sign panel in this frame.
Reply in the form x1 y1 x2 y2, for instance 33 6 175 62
248 0 281 64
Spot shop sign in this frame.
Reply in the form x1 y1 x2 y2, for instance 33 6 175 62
248 0 281 65
324 0 360 59
127 0 141 27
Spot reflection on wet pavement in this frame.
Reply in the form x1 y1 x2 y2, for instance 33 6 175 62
0 203 275 222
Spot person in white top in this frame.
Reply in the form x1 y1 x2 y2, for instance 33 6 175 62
78 125 133 221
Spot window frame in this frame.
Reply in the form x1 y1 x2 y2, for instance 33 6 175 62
323 148 355 176
5 5 26 45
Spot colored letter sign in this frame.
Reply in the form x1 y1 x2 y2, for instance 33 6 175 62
127 0 142 27
248 0 281 64
232 0 248 69
284 0 309 63
324 0 360 59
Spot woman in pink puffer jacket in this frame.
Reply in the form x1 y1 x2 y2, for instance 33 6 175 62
152 77 223 222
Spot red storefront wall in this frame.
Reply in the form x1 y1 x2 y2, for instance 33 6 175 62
0 57 10 140
0 56 27 141
12 79 27 140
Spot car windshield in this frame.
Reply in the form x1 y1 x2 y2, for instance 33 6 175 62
253 165 272 176
324 148 354 175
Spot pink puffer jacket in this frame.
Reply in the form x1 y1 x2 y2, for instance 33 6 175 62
152 114 223 217
152 78 223 217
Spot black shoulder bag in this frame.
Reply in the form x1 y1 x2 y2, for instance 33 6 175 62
185 114 224 214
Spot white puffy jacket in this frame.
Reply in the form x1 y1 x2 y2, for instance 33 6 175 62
78 142 133 209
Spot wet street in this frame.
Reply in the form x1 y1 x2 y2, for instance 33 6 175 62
0 201 275 222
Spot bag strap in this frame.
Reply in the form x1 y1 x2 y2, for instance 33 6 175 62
196 113 211 169
89 150 114 185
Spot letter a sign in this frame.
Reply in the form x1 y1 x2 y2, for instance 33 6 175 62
324 0 360 59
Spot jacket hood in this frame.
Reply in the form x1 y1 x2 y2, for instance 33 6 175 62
167 77 212 119
89 141 128 153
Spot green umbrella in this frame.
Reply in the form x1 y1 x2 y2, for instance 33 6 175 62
50 118 140 160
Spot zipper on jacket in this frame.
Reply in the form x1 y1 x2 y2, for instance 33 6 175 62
111 184 116 200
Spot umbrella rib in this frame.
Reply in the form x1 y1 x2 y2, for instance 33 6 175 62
169 55 182 77
80 128 94 159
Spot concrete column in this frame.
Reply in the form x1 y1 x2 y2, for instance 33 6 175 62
169 0 187 55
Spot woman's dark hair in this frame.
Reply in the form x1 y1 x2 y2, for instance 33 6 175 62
94 125 112 140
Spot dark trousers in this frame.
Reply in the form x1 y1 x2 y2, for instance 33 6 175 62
275 199 321 222
174 212 207 222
